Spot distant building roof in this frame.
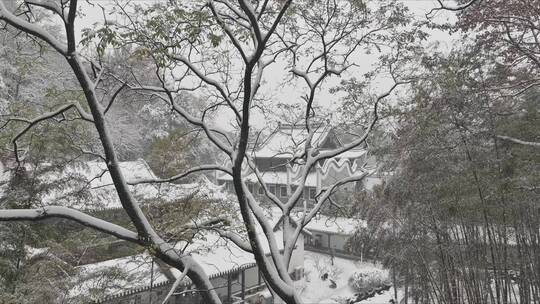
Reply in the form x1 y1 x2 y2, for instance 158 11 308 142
40 159 228 210
171 233 256 278
254 124 332 158
72 225 288 301
266 207 361 236
71 253 168 300
304 214 364 235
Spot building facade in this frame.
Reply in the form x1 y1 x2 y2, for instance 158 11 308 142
216 124 371 208
303 213 362 254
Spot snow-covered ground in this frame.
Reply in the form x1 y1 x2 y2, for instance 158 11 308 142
298 251 399 304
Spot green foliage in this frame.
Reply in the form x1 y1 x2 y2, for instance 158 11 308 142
80 2 222 66
146 128 200 179
348 46 540 303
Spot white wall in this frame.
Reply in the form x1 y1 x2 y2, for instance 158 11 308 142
308 231 350 252
329 234 349 251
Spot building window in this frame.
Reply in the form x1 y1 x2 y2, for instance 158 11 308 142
280 186 287 197
309 188 316 200
247 183 254 194
258 185 265 195
291 185 298 193
269 185 276 194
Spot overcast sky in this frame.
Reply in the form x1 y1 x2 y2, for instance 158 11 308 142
71 0 458 131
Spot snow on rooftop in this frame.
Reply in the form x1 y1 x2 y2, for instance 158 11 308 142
71 253 168 300
82 160 156 188
71 232 256 300
39 160 228 210
68 207 364 301
268 207 364 235
171 233 256 279
304 213 364 235
255 124 331 158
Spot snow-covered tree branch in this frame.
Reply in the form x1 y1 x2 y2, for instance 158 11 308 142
0 0 424 303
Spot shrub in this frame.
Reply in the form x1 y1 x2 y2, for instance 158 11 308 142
348 269 389 292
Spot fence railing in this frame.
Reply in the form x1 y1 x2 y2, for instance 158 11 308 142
93 263 258 303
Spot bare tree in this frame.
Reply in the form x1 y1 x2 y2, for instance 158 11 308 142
0 1 420 303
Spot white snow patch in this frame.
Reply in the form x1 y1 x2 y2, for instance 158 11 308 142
71 253 168 299
39 160 230 209
298 251 396 304
171 233 256 278
304 214 364 235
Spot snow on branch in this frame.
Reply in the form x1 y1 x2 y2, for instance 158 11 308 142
25 0 64 18
0 0 68 55
2 102 94 163
208 0 248 62
427 0 481 17
246 157 285 209
211 228 253 253
304 171 371 226
0 206 140 242
283 171 371 263
238 0 263 45
497 135 540 148
127 165 232 185
241 184 294 289
170 54 242 122
317 79 408 162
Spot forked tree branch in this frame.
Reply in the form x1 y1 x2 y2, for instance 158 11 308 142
3 102 94 162
240 183 295 291
211 228 253 253
426 0 481 18
127 165 232 185
283 171 371 264
246 157 285 209
208 0 248 62
25 0 63 17
170 54 242 121
317 80 407 161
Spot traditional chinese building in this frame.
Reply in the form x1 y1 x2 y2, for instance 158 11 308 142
216 123 373 208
